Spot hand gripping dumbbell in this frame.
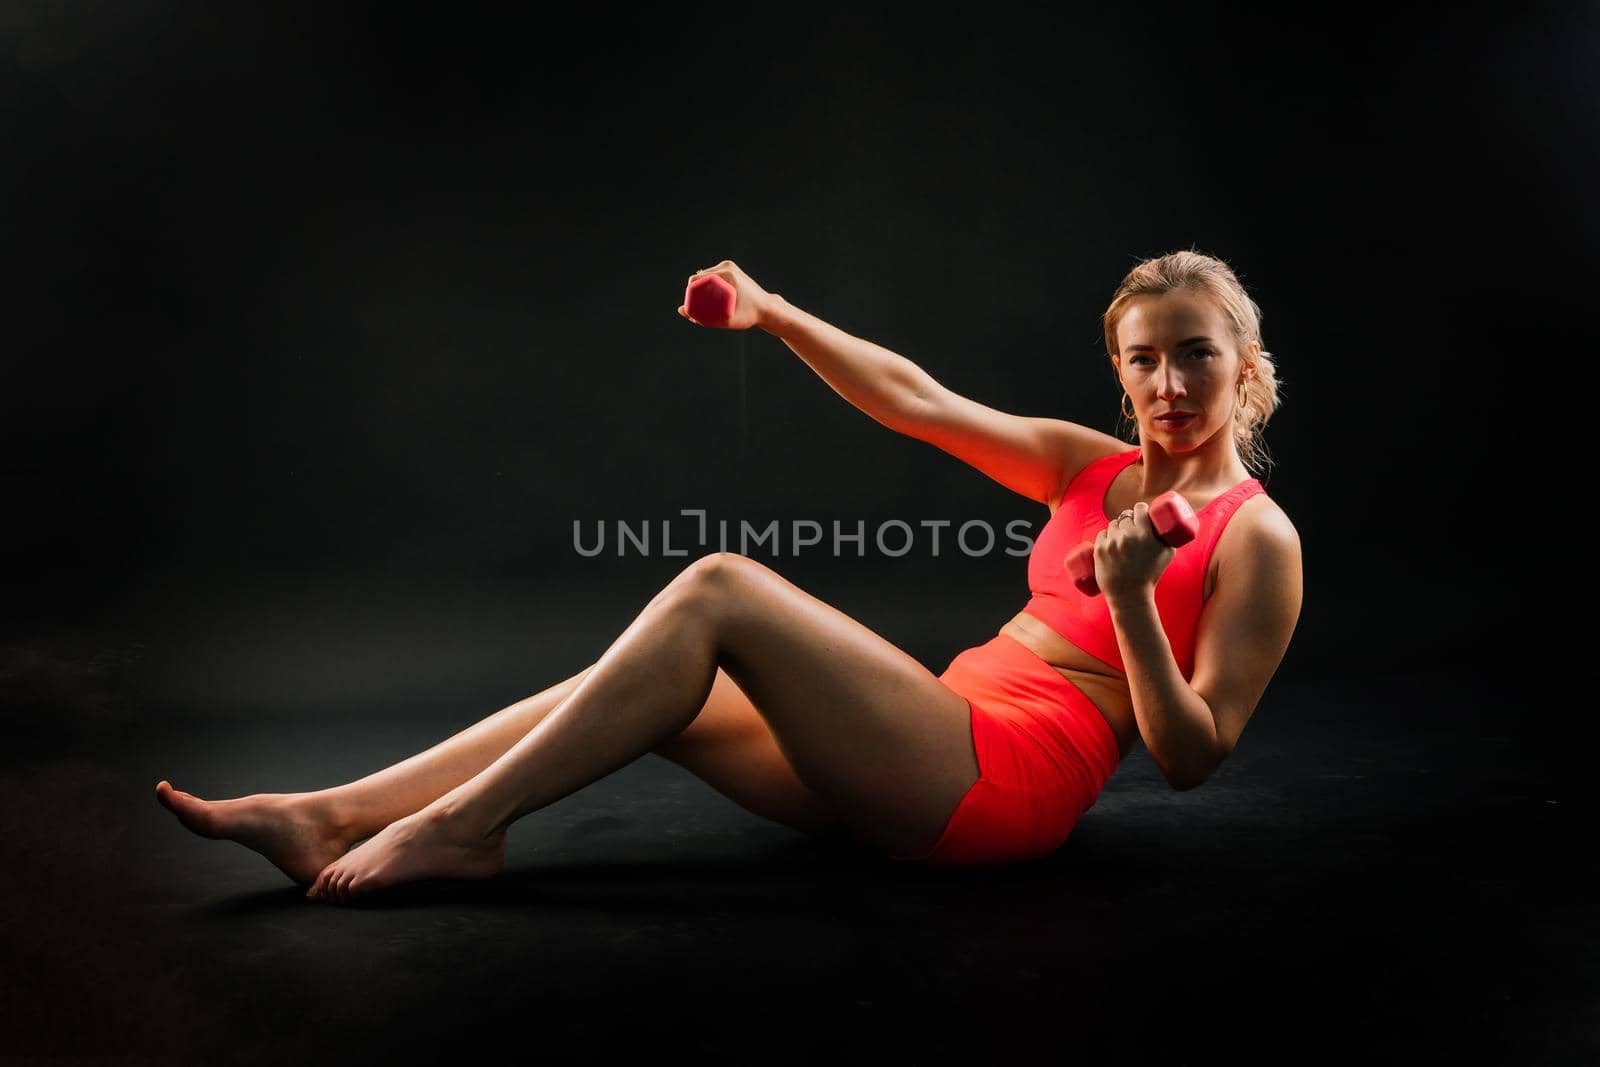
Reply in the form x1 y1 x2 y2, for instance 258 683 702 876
682 274 737 326
1064 493 1200 597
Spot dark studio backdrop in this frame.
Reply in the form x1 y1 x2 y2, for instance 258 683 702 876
6 3 1584 722
1 2 1593 1063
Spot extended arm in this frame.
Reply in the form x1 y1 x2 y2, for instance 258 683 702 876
757 294 926 432
757 293 1123 506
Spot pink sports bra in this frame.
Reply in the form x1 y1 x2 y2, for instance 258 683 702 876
1022 448 1266 681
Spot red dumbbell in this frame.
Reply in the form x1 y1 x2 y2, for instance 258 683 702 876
1065 492 1200 597
682 274 737 326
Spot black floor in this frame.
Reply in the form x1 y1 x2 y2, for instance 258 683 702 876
3 616 1593 1065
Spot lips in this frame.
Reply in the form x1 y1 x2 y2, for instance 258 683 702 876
1156 413 1195 422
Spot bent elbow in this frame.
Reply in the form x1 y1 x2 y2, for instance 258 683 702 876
1162 760 1201 792
1169 747 1227 792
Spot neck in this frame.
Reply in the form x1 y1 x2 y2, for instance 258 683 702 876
1133 425 1250 497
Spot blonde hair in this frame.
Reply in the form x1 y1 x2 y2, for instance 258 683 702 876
1102 248 1283 479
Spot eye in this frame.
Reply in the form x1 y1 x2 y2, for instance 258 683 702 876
1130 348 1214 364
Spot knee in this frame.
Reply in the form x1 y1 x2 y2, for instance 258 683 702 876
668 551 760 609
681 550 759 585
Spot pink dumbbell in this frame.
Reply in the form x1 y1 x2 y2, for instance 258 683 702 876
682 274 736 326
1065 492 1200 597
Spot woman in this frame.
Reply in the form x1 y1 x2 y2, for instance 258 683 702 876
156 250 1303 901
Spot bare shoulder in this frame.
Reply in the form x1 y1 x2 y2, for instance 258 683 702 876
1237 491 1297 533
1063 425 1137 475
1220 494 1303 580
1044 426 1137 513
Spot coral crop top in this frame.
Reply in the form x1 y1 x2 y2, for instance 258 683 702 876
1022 448 1267 681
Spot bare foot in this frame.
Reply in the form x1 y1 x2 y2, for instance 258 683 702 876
154 780 361 887
306 806 506 905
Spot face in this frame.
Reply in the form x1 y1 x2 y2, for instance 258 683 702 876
1113 288 1256 449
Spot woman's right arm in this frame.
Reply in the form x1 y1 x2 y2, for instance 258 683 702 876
758 293 1126 509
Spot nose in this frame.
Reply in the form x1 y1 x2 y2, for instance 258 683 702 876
1157 364 1188 401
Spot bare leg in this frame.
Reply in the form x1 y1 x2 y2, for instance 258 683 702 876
308 553 977 903
154 664 595 886
157 638 844 886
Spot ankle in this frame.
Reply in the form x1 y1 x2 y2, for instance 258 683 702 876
296 789 368 841
430 795 508 844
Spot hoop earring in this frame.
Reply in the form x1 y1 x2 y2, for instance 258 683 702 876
1120 392 1135 420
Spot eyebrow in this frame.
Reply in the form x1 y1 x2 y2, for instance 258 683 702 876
1125 336 1215 353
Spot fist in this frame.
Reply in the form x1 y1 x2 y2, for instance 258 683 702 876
677 260 773 331
1093 500 1177 601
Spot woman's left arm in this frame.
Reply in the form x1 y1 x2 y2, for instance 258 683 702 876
1106 505 1304 790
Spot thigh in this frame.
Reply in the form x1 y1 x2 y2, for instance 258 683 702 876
653 667 846 837
687 553 980 856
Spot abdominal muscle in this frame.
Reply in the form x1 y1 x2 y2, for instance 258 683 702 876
997 611 1139 762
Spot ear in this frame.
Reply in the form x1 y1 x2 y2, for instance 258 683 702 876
1241 341 1261 378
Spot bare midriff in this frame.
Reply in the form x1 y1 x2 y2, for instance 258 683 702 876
996 553 1221 764
996 612 1138 762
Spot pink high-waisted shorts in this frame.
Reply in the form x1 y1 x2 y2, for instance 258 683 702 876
889 631 1123 867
